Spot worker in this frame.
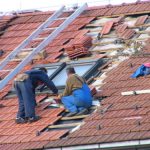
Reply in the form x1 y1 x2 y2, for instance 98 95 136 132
56 67 92 117
14 67 58 124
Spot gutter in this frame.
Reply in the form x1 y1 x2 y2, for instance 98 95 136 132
47 139 150 150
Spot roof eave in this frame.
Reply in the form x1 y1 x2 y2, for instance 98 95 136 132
46 139 150 150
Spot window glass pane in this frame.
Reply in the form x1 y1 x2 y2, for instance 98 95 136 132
52 68 67 87
52 64 93 87
74 65 92 76
47 67 57 76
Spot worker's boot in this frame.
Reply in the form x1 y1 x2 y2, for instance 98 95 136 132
15 117 28 124
76 108 88 116
66 112 77 117
28 115 41 123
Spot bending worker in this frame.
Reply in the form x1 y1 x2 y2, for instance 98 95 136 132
57 67 92 117
14 67 58 124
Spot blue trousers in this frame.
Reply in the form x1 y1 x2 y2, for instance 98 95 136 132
14 78 36 118
62 84 92 113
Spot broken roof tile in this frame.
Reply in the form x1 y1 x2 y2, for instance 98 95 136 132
135 15 149 26
115 24 128 33
101 21 114 35
118 28 136 39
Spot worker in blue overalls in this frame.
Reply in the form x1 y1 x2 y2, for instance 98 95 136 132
57 67 92 117
14 67 58 124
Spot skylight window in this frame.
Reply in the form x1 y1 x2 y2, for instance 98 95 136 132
52 59 103 88
52 63 93 87
47 67 58 77
34 62 66 80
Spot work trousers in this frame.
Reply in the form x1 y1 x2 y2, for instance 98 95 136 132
62 83 92 113
14 78 36 118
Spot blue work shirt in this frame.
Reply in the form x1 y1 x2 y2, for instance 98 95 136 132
25 70 58 94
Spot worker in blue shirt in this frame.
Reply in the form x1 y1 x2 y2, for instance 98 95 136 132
14 67 58 124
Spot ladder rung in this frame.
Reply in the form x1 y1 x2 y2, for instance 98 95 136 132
43 27 58 31
10 58 22 61
0 70 12 72
55 17 68 20
22 48 34 51
33 37 46 41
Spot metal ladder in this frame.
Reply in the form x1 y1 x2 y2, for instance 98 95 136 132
0 3 87 90
0 5 65 70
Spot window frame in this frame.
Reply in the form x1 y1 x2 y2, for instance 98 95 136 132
33 62 66 80
51 58 104 89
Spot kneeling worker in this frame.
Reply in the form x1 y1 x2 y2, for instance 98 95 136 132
57 67 92 117
14 67 58 124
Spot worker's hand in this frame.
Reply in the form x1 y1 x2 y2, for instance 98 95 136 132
53 95 61 104
57 95 61 99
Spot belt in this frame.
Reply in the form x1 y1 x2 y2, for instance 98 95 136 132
14 73 29 82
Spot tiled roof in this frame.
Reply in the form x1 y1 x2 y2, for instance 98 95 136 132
0 1 150 149
45 55 150 148
0 95 68 149
83 1 150 17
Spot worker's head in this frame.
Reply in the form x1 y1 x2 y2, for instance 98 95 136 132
66 66 76 76
39 67 48 73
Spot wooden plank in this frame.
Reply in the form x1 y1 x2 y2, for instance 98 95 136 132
92 48 124 53
90 106 97 110
61 115 89 121
94 77 106 80
130 23 150 29
90 28 150 34
48 122 82 129
94 83 105 87
101 69 112 73
136 31 150 34
102 34 116 38
93 41 113 46
112 61 121 64
121 89 150 96
65 106 96 112
86 23 103 27
89 24 150 33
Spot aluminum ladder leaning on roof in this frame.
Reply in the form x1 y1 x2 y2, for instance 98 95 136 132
0 3 88 90
0 6 66 70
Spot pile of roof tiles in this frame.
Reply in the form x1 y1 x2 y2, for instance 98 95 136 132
100 16 137 40
64 36 92 59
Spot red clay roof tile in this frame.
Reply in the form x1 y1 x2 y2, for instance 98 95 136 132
115 24 128 33
101 21 114 35
135 15 149 26
118 28 136 39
